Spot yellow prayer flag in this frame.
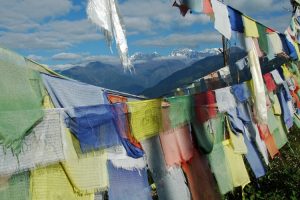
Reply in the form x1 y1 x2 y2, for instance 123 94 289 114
282 64 292 79
272 95 282 115
242 16 259 37
30 164 94 200
62 129 109 195
127 99 162 141
223 140 250 188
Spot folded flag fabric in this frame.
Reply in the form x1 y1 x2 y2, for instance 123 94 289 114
141 136 191 200
0 172 30 200
30 164 94 200
0 63 44 153
62 129 109 194
127 99 162 141
41 74 107 120
0 109 66 176
119 138 144 158
227 108 245 135
227 118 248 154
69 105 122 153
107 94 142 147
107 95 131 137
109 101 144 158
107 160 152 200
159 124 194 167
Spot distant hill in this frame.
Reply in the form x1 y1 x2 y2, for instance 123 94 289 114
56 48 221 94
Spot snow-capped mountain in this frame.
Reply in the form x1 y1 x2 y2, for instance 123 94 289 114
170 48 221 60
128 48 221 64
130 52 160 62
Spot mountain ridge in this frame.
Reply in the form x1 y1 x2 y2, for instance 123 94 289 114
56 48 221 94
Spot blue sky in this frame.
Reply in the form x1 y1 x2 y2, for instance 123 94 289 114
0 0 292 69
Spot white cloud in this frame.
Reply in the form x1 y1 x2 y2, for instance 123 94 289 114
0 0 103 52
118 0 290 36
119 0 210 34
0 19 103 50
134 32 220 48
0 0 293 60
52 52 82 60
124 17 153 33
0 0 73 32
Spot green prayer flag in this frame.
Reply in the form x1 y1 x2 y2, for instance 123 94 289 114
267 109 288 149
192 113 224 154
0 63 44 153
208 143 233 195
273 116 288 149
257 23 269 54
167 95 194 128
